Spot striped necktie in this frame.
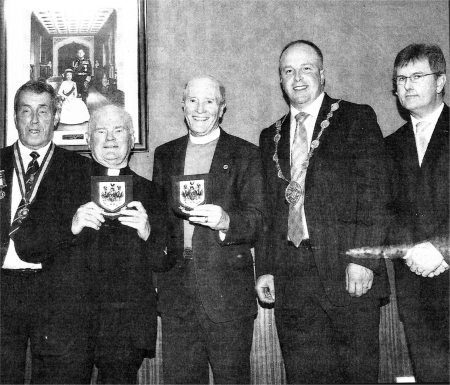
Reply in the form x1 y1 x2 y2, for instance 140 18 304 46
288 112 309 247
9 152 40 238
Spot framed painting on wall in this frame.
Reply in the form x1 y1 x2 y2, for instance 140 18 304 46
2 0 148 153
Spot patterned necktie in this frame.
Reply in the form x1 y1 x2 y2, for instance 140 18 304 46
415 121 431 166
288 112 309 247
9 152 40 238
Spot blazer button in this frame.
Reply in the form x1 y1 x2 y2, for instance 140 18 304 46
223 165 228 170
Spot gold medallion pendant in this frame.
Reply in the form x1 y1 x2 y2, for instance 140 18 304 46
285 181 303 206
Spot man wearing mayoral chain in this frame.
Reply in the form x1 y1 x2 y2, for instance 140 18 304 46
256 40 391 383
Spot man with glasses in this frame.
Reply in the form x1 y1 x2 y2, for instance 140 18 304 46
256 40 391 383
386 43 448 383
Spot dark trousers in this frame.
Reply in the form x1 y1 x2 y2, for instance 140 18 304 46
161 307 254 384
275 248 381 384
94 306 146 385
0 269 93 384
393 260 449 383
74 76 89 103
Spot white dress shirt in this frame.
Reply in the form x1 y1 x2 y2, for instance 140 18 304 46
2 141 52 269
288 92 325 240
410 102 444 164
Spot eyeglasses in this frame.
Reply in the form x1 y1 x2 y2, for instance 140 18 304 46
394 72 440 85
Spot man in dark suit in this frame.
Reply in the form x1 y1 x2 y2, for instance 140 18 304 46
153 76 264 384
256 40 391 383
385 43 448 383
72 49 92 103
71 105 172 384
1 81 93 384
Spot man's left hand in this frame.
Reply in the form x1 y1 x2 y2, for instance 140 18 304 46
185 204 230 231
118 201 150 241
346 263 374 297
405 241 444 277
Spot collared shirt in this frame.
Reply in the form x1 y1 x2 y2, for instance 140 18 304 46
288 92 325 240
289 92 325 156
410 102 444 157
2 141 52 269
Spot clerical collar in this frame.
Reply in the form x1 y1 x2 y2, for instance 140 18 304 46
189 127 221 144
17 140 52 166
290 92 325 120
107 168 121 176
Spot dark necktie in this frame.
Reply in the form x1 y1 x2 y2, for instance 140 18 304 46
9 152 40 238
288 112 309 247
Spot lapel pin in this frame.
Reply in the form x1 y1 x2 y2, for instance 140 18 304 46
223 165 229 170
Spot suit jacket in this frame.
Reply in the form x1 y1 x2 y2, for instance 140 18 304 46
73 162 172 356
0 143 92 355
385 103 449 258
153 129 265 323
259 93 391 307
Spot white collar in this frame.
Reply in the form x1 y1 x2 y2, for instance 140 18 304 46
189 127 221 144
107 168 121 176
17 140 52 166
410 102 444 129
290 92 325 121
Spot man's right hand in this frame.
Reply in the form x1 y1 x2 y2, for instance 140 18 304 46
72 202 105 235
255 274 275 304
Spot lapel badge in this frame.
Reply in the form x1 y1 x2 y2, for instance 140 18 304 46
0 170 7 199
223 165 229 170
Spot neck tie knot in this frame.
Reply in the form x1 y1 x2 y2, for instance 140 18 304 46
27 152 40 172
25 152 40 190
296 112 308 124
30 151 40 161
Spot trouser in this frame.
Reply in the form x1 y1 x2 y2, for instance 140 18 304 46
161 308 254 384
393 259 449 383
94 306 147 385
1 269 93 384
275 247 381 384
74 76 89 103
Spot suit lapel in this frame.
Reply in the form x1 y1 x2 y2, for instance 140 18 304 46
421 104 449 169
312 94 333 142
0 146 14 262
399 121 421 174
307 94 336 173
174 135 189 176
277 114 291 181
209 129 230 175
